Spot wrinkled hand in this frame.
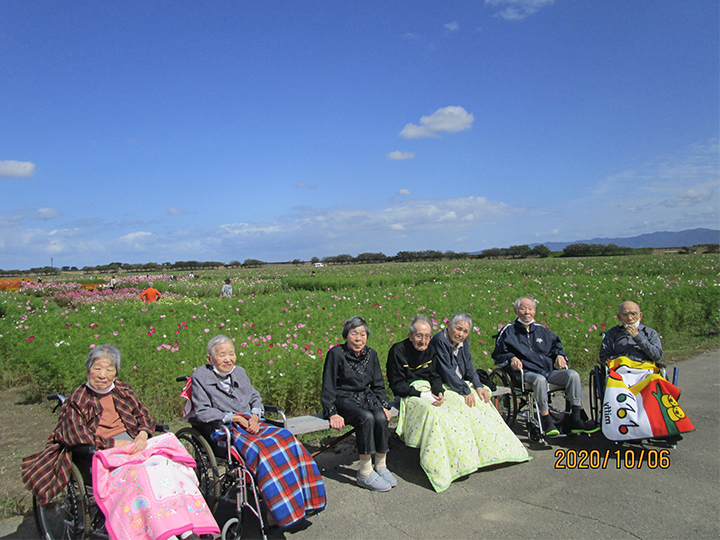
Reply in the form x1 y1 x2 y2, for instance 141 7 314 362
555 355 568 369
247 414 260 434
464 393 476 407
625 324 639 338
476 386 491 403
432 392 445 407
510 357 523 371
329 414 345 430
232 413 259 434
130 430 149 454
383 408 392 421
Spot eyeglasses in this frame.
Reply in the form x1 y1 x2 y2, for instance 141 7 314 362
413 333 431 340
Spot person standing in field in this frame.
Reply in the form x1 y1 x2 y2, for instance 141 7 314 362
600 301 663 363
492 296 598 436
140 282 161 303
221 278 233 297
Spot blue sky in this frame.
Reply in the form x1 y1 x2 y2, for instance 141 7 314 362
1 0 718 269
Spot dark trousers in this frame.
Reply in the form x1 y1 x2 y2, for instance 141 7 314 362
336 396 389 455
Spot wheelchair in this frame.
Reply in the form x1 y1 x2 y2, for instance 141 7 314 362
489 366 573 444
588 358 682 447
33 394 169 540
175 376 287 540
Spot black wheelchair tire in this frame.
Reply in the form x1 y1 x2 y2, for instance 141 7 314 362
589 366 603 424
489 369 518 427
176 427 221 512
34 462 89 540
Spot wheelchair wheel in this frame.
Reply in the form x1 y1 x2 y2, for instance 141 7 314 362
34 462 89 539
176 427 220 511
489 369 517 427
589 366 603 424
528 422 543 443
221 517 242 540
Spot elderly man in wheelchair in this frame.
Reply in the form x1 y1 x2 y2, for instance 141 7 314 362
492 296 599 439
591 301 694 443
179 334 326 537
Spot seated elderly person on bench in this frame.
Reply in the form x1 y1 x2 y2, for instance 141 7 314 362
188 335 326 529
600 301 663 364
492 297 598 436
23 344 219 540
389 314 529 492
322 316 396 492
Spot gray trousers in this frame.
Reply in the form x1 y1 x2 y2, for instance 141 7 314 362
523 369 582 411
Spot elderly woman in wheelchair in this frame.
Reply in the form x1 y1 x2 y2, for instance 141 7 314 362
182 334 326 534
22 344 219 540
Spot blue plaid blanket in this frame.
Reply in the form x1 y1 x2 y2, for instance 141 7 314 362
228 421 326 529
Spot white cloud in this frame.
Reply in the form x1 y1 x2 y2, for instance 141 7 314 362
444 21 459 32
0 160 35 178
33 208 60 220
545 139 720 241
296 182 317 190
663 188 714 208
399 106 474 139
168 207 188 216
387 150 415 160
0 194 519 268
220 223 283 236
119 232 152 243
485 0 556 21
399 189 412 196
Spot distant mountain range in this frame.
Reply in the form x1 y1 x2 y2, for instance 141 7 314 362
529 228 719 252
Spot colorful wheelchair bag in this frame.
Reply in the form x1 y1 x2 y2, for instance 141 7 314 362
601 356 694 441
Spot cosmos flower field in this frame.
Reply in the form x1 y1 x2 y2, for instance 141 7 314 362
1 255 717 421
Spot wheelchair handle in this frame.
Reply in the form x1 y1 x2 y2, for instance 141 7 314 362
47 393 66 413
176 376 189 382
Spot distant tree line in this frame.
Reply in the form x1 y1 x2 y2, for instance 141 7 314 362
560 243 634 258
5 242 715 276
480 244 551 259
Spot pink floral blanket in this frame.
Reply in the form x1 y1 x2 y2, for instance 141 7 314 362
92 433 220 540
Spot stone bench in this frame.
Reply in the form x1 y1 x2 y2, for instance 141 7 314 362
287 386 511 456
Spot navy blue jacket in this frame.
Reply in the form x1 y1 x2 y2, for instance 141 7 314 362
430 329 482 396
492 320 567 377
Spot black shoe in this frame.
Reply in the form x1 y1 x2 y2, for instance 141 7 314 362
570 406 600 434
541 414 560 436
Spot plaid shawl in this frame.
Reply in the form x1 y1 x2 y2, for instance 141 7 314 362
227 420 326 529
22 381 156 506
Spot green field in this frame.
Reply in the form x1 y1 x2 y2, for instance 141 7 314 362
1 255 718 421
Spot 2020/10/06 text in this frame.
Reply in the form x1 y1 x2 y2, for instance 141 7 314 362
554 449 670 469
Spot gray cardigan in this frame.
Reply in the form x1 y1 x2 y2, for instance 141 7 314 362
600 324 663 363
189 363 264 424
